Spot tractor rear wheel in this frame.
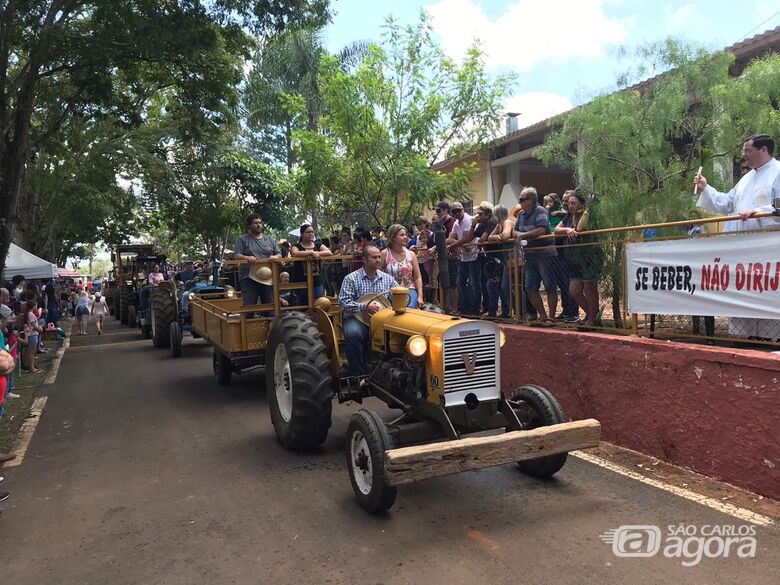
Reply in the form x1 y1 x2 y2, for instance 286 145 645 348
112 289 121 320
508 385 568 478
170 322 182 358
213 348 231 385
346 409 397 514
119 286 130 324
127 304 137 328
266 312 332 451
151 287 175 348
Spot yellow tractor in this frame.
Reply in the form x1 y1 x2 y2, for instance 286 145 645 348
190 258 600 513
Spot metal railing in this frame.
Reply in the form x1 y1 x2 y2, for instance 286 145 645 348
222 213 780 349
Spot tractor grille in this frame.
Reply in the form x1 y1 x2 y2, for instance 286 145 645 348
443 333 497 393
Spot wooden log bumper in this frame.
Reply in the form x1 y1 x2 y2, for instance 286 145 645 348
383 419 601 486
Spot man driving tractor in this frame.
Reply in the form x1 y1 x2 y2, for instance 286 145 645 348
338 245 395 377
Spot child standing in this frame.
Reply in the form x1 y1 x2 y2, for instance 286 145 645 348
4 321 19 400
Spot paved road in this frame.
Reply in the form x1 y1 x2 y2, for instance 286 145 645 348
1 319 778 584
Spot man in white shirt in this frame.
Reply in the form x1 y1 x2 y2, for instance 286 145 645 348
694 133 780 338
447 201 479 314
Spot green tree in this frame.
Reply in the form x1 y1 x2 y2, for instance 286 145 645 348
292 14 513 228
242 27 367 171
13 115 144 265
0 0 330 274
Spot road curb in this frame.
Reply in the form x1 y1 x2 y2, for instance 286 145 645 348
43 335 70 386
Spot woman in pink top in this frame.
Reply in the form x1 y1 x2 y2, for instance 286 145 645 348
380 224 424 308
148 265 165 285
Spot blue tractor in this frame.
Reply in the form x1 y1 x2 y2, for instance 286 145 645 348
150 263 233 357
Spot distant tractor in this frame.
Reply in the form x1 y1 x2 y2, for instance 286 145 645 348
150 274 231 357
189 257 601 514
110 244 167 338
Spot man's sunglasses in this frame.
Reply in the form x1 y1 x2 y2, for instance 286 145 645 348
518 197 531 202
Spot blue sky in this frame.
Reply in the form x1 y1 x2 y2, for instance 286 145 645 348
325 0 780 128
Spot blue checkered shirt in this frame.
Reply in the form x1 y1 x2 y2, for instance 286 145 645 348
338 267 396 316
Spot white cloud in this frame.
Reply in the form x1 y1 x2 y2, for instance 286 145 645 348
426 0 628 71
503 91 573 128
668 3 697 33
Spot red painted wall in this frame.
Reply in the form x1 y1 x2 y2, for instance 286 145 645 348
499 325 780 500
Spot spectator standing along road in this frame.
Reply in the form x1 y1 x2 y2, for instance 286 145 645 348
434 201 458 314
554 189 603 326
486 205 515 318
447 202 479 315
370 226 386 251
513 187 558 324
471 202 496 315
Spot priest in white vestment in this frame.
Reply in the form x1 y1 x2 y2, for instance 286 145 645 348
695 134 780 338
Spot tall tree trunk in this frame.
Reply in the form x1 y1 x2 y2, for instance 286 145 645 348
285 120 293 173
0 51 41 275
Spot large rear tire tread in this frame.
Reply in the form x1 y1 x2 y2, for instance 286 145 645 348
113 289 121 320
127 305 137 329
346 409 397 514
510 384 568 478
119 286 130 324
151 287 175 348
266 312 333 451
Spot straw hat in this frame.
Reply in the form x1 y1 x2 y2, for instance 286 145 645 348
354 293 391 326
248 265 273 286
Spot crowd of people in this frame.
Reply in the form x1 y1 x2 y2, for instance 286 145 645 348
0 275 78 501
232 185 603 329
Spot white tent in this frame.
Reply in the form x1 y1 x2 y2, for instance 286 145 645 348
2 243 58 281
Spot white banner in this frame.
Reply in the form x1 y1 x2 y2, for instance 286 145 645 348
625 231 780 319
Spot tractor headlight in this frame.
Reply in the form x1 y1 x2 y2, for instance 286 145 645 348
406 335 427 358
499 330 506 347
188 292 195 301
226 289 235 298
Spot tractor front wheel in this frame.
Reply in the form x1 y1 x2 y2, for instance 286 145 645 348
151 287 175 348
170 322 182 358
508 385 568 478
266 312 332 451
346 409 397 514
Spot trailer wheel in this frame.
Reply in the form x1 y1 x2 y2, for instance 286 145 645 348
213 348 231 386
127 304 137 328
266 312 332 451
508 385 568 478
346 409 397 514
170 322 182 358
151 287 175 348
